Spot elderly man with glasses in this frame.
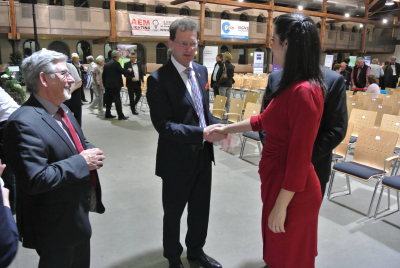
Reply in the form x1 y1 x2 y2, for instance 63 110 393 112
3 49 106 268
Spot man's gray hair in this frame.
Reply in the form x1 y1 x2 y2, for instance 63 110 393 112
111 50 120 58
391 56 396 60
96 55 105 64
372 58 379 64
86 55 94 62
356 57 364 62
21 50 68 93
169 18 199 41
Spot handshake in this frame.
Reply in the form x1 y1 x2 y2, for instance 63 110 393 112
203 124 227 142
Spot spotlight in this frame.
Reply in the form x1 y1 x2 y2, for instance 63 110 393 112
345 13 350 17
383 19 388 23
298 6 304 10
238 0 243 2
385 0 395 6
360 24 363 28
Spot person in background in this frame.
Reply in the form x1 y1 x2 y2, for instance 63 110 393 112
340 62 351 90
124 52 144 115
0 160 19 267
344 57 353 73
64 62 83 126
333 63 341 74
389 56 400 88
210 53 223 96
71 53 87 103
365 75 380 98
218 52 235 114
87 55 105 114
383 61 394 89
370 58 384 87
351 57 371 93
85 56 97 104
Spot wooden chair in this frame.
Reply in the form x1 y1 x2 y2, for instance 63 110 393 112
379 94 396 101
362 98 383 110
239 103 262 159
223 98 245 124
387 88 400 95
392 91 400 97
380 114 400 152
365 103 392 127
332 122 354 163
346 91 353 97
357 92 373 98
210 95 227 120
250 78 261 92
120 76 129 104
347 101 364 119
347 94 359 102
348 109 378 143
232 76 244 98
382 98 400 115
259 78 268 91
327 126 399 218
243 92 259 110
373 173 400 219
259 94 264 104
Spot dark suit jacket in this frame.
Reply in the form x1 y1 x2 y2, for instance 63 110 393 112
3 95 105 249
218 61 235 88
392 62 400 77
259 68 348 185
0 189 18 267
340 70 351 88
147 59 218 180
210 61 223 88
384 65 394 88
124 61 144 88
102 58 131 89
345 65 352 74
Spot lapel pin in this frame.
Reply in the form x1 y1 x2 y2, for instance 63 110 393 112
198 73 201 77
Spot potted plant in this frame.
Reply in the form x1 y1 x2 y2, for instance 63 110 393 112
6 80 26 104
0 68 13 91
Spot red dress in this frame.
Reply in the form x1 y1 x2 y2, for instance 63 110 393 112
250 80 324 268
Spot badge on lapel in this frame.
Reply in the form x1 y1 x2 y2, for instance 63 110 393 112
198 73 201 78
205 82 210 91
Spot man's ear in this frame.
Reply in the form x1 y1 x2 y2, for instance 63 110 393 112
39 72 48 87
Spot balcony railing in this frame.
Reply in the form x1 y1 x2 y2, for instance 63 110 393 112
14 3 110 36
0 2 10 33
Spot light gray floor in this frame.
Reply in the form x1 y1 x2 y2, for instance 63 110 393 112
8 92 400 268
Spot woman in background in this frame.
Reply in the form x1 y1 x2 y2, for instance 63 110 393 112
218 52 235 114
365 75 380 98
88 56 105 114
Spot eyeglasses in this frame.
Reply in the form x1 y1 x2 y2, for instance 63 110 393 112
48 70 72 79
174 41 198 48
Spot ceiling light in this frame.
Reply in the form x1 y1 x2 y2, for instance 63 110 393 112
360 24 363 28
238 0 243 2
298 6 303 10
383 19 388 23
385 0 395 6
345 13 350 17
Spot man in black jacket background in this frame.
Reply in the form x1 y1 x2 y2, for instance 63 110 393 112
210 53 223 96
124 52 144 115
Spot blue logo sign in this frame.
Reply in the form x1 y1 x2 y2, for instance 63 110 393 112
257 54 262 60
222 22 231 33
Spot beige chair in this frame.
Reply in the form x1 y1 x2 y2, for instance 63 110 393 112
210 95 227 119
347 101 364 119
243 92 259 110
366 103 392 127
346 91 353 97
380 114 400 151
348 108 378 143
250 78 261 92
357 92 373 98
224 98 245 124
347 94 359 102
382 98 400 115
362 98 383 110
332 122 354 163
239 103 262 159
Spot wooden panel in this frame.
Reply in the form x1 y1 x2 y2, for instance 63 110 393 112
349 108 378 137
362 98 383 110
347 94 359 102
380 114 400 148
334 122 354 158
243 102 261 120
244 92 259 109
366 103 393 127
347 101 364 119
225 98 244 123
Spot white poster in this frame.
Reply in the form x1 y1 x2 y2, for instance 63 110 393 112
324 54 334 70
129 14 178 36
253 51 264 74
203 46 219 75
221 20 249 40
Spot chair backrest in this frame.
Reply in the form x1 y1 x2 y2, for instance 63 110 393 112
259 94 264 104
227 98 245 123
233 77 243 89
251 79 261 91
357 92 373 98
122 76 127 88
347 94 359 102
366 103 393 127
242 79 251 89
353 126 399 171
334 122 354 158
381 94 398 101
382 98 400 115
244 92 259 108
259 78 268 90
349 109 378 137
387 88 400 95
362 98 383 110
211 95 227 119
380 114 400 148
347 101 364 119
346 91 353 97
243 102 261 120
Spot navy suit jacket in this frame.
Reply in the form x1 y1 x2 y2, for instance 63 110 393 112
260 68 348 184
147 59 218 180
0 189 18 267
3 95 105 249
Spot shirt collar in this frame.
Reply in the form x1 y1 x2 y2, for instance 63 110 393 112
171 55 193 75
33 93 60 116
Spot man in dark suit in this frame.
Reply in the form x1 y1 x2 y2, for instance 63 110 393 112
147 18 225 268
4 50 106 268
344 57 353 73
260 68 348 197
210 53 223 96
102 50 132 120
389 56 400 88
340 62 351 90
124 52 144 115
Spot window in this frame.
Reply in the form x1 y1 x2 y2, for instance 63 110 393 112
179 7 190 16
127 3 146 12
155 4 167 14
351 26 357 42
205 9 212 29
74 0 89 22
102 0 110 9
239 13 248 22
48 0 63 5
23 39 39 58
156 43 167 64
221 11 230 20
316 22 321 29
256 15 265 34
76 41 91 63
328 23 335 39
238 49 247 65
48 41 70 57
340 24 346 40
220 45 228 54
49 0 65 20
74 0 88 7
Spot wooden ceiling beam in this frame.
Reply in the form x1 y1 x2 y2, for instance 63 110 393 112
233 7 252 12
369 5 387 17
368 0 380 10
170 0 191 5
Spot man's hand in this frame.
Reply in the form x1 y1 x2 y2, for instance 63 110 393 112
132 77 137 82
80 148 106 171
203 124 227 142
0 160 5 177
128 68 133 72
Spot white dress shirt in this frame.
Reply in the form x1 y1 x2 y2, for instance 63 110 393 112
0 87 20 123
132 61 140 82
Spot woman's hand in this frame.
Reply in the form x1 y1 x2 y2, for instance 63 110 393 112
268 204 287 233
207 124 227 135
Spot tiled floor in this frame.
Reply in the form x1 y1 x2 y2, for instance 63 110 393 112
8 93 400 267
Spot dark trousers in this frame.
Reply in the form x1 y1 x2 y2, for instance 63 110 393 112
64 89 82 126
105 87 125 118
390 75 398 88
212 84 219 96
128 84 142 112
36 240 90 268
162 144 212 263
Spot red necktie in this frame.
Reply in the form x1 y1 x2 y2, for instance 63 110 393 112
57 108 97 188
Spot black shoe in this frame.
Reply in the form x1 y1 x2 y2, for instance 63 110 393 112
118 116 129 120
132 110 139 115
187 253 222 268
105 114 116 119
168 260 184 268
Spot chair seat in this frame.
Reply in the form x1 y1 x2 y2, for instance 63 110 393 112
349 136 357 143
333 161 385 180
213 117 227 124
382 176 400 190
242 132 260 141
332 153 344 160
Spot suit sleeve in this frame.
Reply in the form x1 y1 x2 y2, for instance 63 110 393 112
0 190 18 267
311 75 348 164
102 68 107 87
117 61 132 77
4 120 90 195
123 62 134 80
146 75 204 145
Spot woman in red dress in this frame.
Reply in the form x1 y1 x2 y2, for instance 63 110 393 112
209 13 326 268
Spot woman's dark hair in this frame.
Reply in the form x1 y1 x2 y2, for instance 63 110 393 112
333 64 341 71
367 74 377 84
270 13 326 98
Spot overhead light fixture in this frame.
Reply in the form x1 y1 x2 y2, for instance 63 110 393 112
345 13 350 17
360 24 363 28
385 0 395 6
298 6 304 10
238 0 243 2
383 19 388 23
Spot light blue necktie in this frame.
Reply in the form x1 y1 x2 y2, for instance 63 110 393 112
184 67 206 128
